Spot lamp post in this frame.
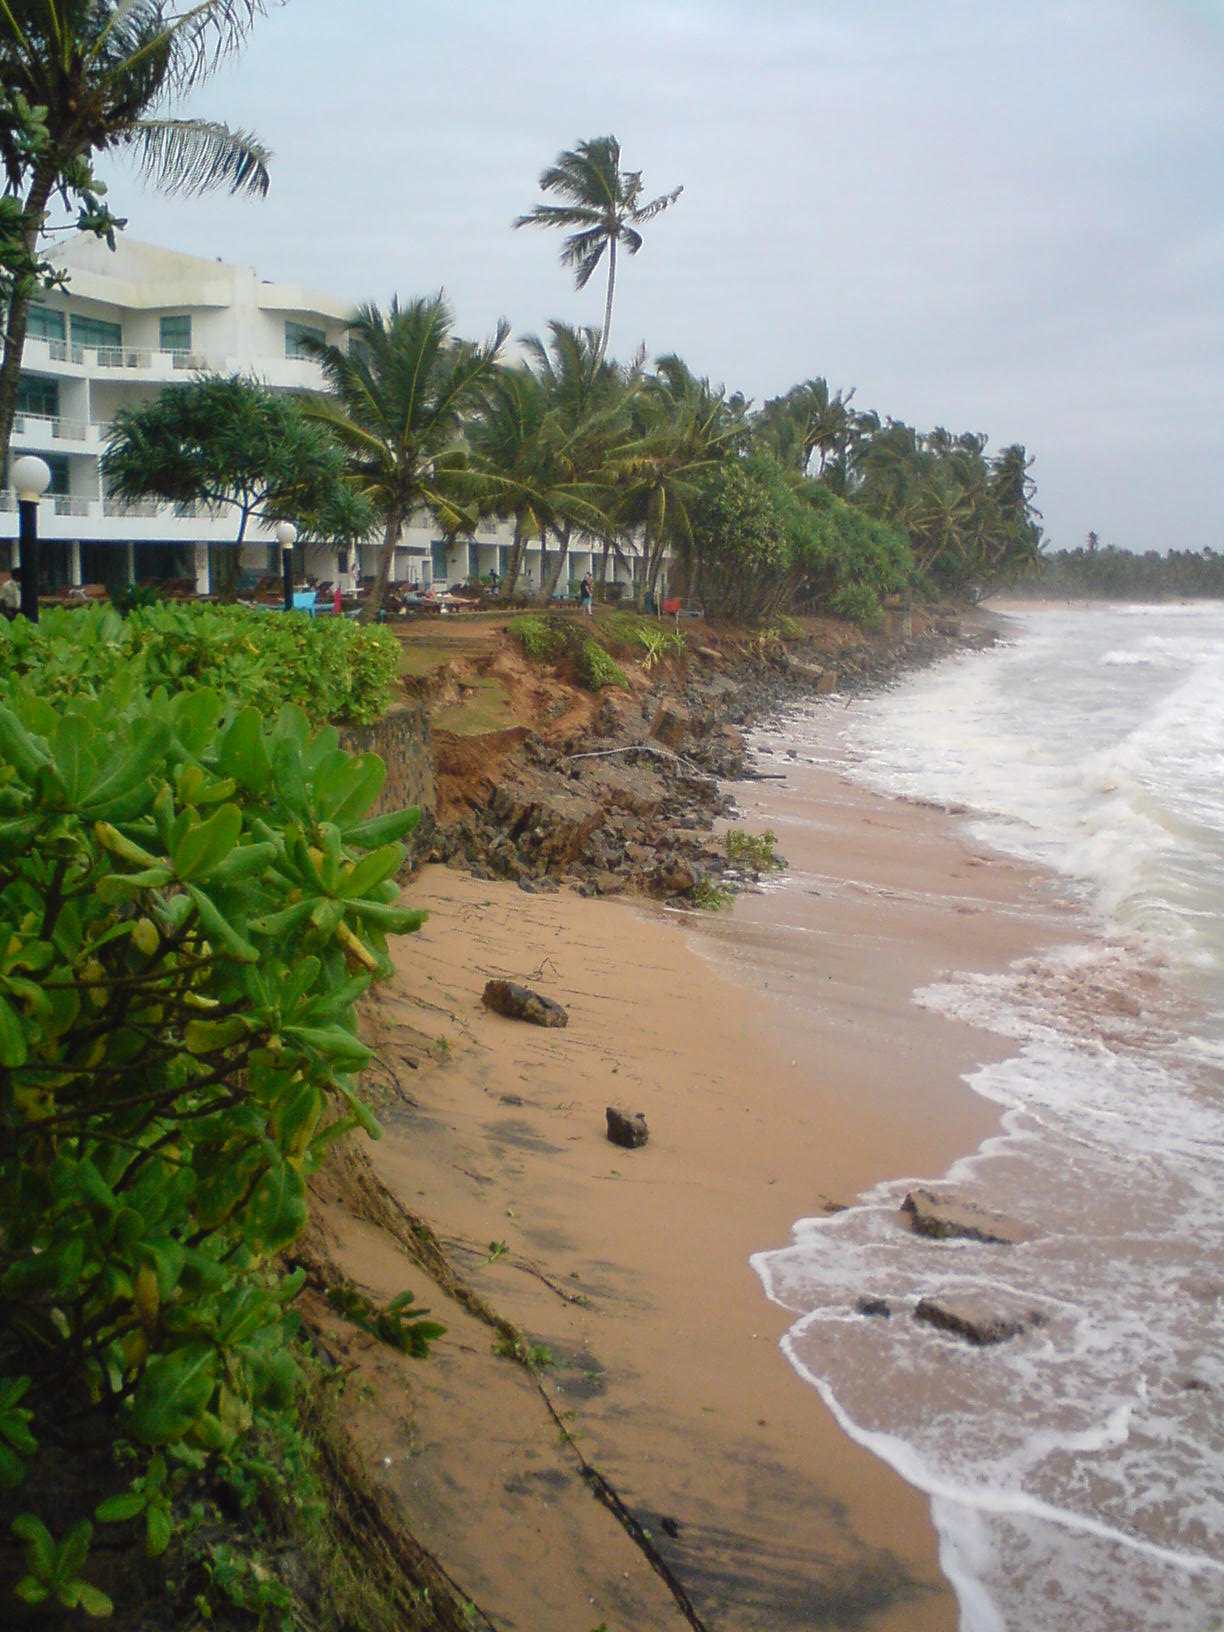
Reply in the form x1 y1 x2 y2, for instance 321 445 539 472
12 455 50 623
277 520 297 612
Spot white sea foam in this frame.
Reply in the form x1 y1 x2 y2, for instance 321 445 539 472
751 605 1224 1630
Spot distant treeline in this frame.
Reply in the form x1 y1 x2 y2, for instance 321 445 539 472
1016 545 1224 601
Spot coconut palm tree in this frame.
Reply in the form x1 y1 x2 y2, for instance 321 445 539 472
756 378 857 480
514 135 681 364
468 356 614 601
615 354 748 610
0 1 274 466
303 294 508 620
510 322 634 604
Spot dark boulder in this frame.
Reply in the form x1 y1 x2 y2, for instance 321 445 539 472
855 1296 891 1319
606 1107 649 1148
481 979 569 1028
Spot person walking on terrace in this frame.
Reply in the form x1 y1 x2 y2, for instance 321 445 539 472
580 571 594 616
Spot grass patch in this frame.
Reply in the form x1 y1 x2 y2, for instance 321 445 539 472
433 678 519 735
508 615 627 691
395 638 461 678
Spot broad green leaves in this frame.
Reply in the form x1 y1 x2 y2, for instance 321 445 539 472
0 678 427 1618
0 601 401 728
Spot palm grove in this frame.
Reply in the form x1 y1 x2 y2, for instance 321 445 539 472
93 132 1043 624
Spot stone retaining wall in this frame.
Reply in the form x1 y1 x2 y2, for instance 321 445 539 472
339 700 435 818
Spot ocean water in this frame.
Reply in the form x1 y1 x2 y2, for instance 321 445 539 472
749 605 1224 1631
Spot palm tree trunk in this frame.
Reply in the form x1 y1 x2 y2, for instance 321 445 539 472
537 524 571 605
500 514 526 599
597 237 617 364
367 511 401 621
534 524 549 602
635 490 665 611
0 164 59 471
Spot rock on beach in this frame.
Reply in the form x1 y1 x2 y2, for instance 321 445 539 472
914 1294 1044 1347
481 979 569 1028
605 1107 649 1148
900 1187 1026 1246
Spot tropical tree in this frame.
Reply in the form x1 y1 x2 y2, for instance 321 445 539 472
755 377 857 480
0 1 275 470
468 349 618 602
514 134 682 363
614 353 747 610
514 322 632 603
303 294 508 620
102 375 359 598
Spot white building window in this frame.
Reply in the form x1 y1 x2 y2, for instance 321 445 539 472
285 320 324 359
28 305 66 343
71 313 123 349
159 314 192 351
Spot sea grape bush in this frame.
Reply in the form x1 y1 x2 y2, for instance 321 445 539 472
0 679 424 1614
0 602 401 727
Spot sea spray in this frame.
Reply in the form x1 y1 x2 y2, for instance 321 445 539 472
747 605 1224 1631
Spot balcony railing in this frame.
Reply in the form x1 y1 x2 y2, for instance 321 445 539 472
39 339 87 365
0 490 92 516
102 497 163 519
13 411 90 442
93 346 153 370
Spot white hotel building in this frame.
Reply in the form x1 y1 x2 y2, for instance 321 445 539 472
3 237 638 598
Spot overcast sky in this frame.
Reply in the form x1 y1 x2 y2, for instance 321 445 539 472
95 0 1222 554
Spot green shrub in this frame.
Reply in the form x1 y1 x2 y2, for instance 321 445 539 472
0 681 425 1617
691 876 734 910
830 582 885 629
574 638 627 692
0 603 401 727
725 828 785 871
507 613 557 663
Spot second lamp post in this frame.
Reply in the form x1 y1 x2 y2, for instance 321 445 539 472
277 520 297 612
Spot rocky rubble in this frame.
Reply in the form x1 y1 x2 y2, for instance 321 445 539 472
425 616 995 905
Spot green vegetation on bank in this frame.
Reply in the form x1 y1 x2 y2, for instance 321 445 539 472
0 619 428 1622
0 604 401 727
508 613 629 691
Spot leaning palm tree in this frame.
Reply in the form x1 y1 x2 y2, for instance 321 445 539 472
514 135 681 364
303 295 508 620
0 1 275 467
756 378 857 480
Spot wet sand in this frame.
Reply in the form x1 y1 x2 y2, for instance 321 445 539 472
320 764 1068 1632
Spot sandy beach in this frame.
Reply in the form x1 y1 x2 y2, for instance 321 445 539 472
312 760 1069 1632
